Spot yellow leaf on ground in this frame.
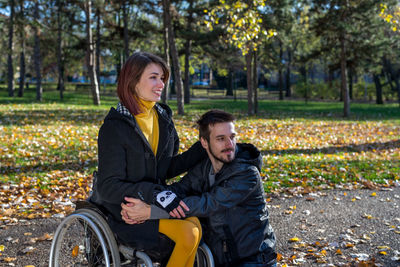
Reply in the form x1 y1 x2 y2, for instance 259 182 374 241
276 253 282 261
289 237 301 242
379 251 387 255
36 233 53 241
371 192 377 197
3 257 16 262
71 245 79 257
0 245 4 252
336 249 342 255
363 214 373 219
362 234 371 240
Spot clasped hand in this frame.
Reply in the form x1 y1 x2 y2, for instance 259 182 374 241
121 197 190 225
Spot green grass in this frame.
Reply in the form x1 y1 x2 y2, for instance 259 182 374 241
0 89 399 192
0 89 399 219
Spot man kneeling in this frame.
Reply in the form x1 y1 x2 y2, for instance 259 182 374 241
122 110 277 267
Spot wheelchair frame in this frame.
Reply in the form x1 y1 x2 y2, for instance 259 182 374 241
49 202 214 267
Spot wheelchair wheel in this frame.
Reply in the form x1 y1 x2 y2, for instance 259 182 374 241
195 243 215 267
49 208 120 267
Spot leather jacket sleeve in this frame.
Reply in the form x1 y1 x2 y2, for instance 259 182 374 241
166 138 207 179
172 164 260 217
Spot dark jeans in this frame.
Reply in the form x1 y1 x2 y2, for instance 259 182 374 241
236 250 277 267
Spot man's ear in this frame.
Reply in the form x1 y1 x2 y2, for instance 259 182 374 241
200 137 208 150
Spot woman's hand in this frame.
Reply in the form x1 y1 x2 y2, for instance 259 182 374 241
121 197 151 224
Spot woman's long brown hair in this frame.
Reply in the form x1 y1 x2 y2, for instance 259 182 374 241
117 52 170 115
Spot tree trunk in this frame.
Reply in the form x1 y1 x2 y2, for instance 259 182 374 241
373 74 383 104
161 3 170 104
252 50 258 114
56 0 64 99
184 39 191 104
33 0 42 101
226 68 234 96
246 52 254 115
278 40 283 100
340 33 350 117
183 0 194 104
348 68 353 100
163 0 184 114
7 0 15 97
85 0 100 105
122 1 129 62
18 0 25 97
115 11 122 79
96 7 101 87
285 48 292 97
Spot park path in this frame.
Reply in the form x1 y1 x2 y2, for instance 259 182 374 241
0 187 399 266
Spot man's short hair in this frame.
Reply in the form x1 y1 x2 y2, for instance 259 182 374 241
197 109 235 141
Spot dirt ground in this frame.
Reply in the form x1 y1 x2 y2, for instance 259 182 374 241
0 187 399 267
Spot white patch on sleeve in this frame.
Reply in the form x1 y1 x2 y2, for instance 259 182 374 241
156 191 177 208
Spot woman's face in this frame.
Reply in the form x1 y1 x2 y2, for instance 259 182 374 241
135 63 165 102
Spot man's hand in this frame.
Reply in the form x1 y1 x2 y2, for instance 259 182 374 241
169 200 190 218
121 197 151 224
155 190 190 218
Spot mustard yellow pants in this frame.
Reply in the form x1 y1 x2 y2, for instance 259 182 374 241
159 217 202 267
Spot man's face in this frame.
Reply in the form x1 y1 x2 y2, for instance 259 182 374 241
201 122 237 164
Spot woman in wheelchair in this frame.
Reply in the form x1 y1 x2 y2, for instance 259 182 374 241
89 51 207 267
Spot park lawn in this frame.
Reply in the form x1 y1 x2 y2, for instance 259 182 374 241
0 90 399 220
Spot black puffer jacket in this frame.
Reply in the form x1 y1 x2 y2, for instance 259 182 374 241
168 143 276 266
90 103 205 250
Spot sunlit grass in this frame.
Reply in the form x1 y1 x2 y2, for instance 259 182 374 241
0 90 399 219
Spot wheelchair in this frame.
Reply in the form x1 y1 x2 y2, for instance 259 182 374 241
49 200 214 267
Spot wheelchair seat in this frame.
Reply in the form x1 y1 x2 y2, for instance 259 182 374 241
49 200 214 267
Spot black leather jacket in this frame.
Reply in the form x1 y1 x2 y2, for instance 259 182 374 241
168 143 276 266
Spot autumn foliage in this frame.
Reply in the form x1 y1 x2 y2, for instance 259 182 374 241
0 101 399 223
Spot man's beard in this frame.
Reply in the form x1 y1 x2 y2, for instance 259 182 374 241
208 143 235 164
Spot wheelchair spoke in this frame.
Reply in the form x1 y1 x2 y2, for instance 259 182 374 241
50 215 112 267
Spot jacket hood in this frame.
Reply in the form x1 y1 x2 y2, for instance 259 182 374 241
104 103 172 124
234 143 263 171
105 107 130 120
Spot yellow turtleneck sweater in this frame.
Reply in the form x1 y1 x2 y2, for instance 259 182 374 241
135 100 202 267
134 99 159 155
